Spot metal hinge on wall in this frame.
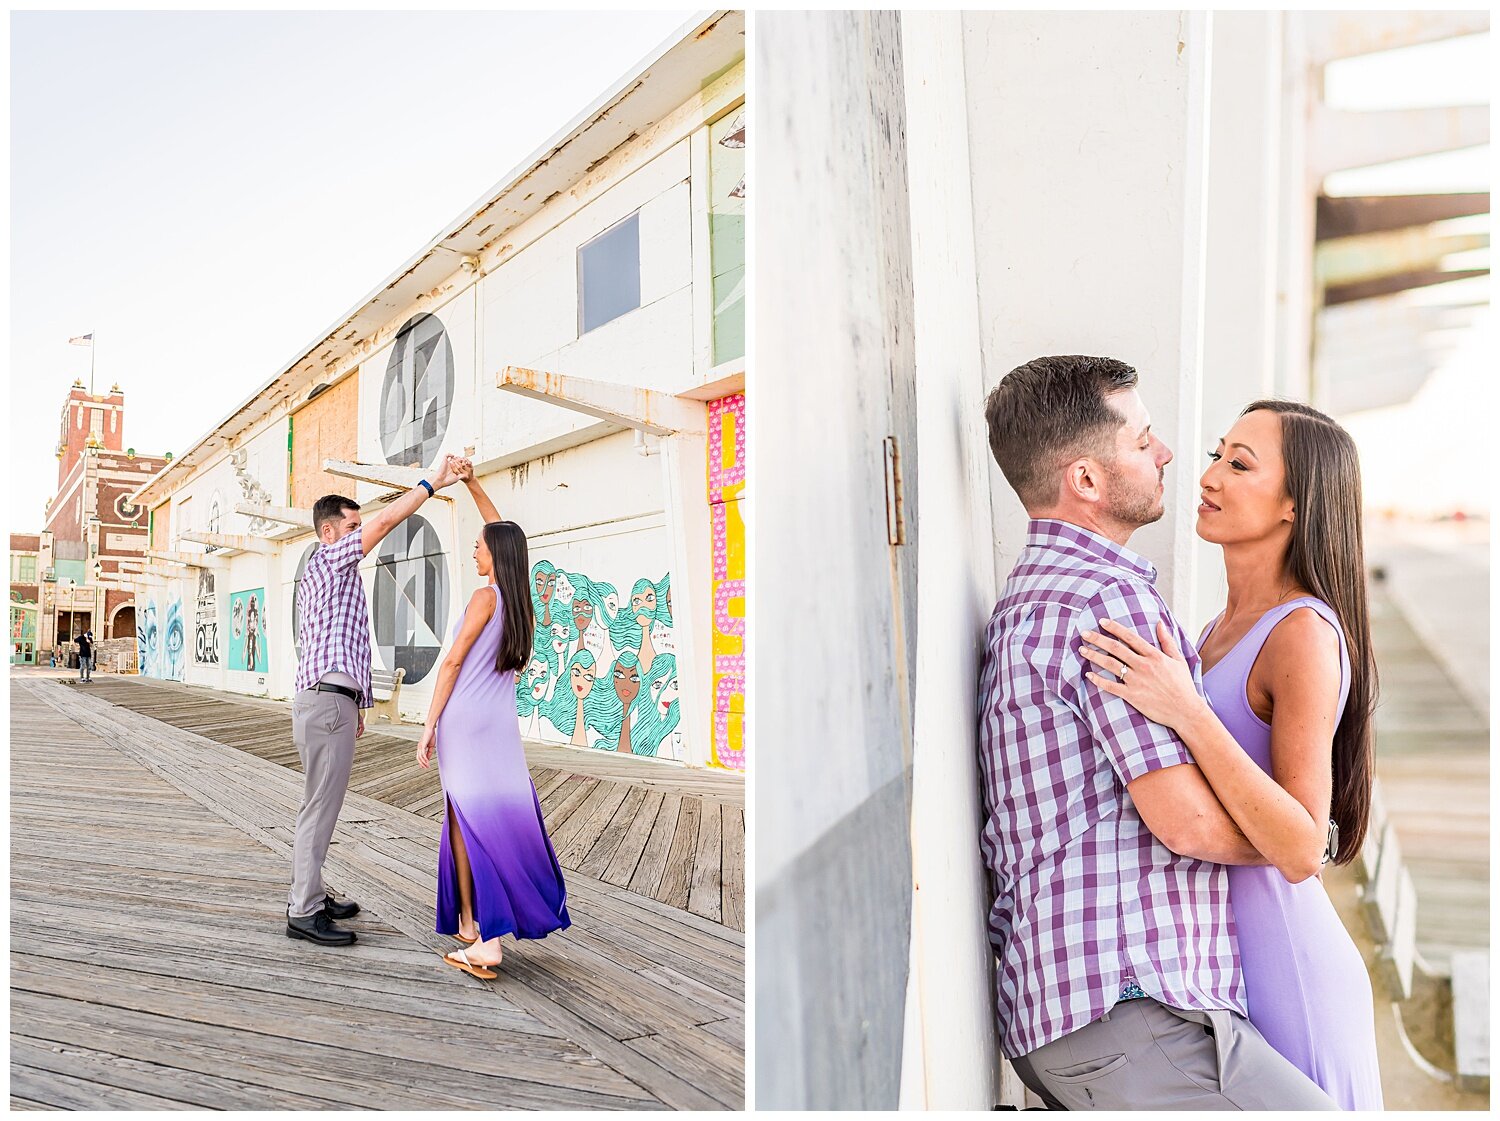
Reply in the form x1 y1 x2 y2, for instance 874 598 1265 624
884 435 906 546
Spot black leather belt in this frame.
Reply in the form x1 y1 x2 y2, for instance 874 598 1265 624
314 682 360 703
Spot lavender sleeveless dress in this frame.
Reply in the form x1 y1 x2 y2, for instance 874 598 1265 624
434 584 570 941
1201 597 1381 1109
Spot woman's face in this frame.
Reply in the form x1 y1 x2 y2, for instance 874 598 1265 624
572 598 593 632
550 622 568 653
613 660 641 704
535 571 555 603
650 671 679 717
632 588 656 624
1197 409 1295 547
524 657 548 700
570 660 595 699
474 535 492 577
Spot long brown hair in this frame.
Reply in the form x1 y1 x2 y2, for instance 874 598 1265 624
1244 399 1378 864
482 521 535 676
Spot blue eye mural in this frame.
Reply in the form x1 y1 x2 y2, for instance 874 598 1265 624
163 596 185 681
137 598 159 678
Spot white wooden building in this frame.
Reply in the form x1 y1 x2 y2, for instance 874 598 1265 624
124 11 746 772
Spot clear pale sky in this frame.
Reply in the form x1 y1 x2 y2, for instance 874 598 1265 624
10 10 692 529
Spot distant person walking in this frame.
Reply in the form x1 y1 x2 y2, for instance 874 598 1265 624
286 455 465 947
76 630 94 683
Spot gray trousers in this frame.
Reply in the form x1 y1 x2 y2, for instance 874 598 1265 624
1009 998 1337 1110
78 655 93 681
287 681 358 918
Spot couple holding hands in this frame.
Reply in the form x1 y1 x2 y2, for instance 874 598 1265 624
285 452 568 979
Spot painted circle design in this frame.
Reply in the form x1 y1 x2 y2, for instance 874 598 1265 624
379 313 455 467
291 542 319 661
372 514 449 685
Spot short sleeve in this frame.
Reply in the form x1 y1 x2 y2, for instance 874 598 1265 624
1050 580 1197 786
325 528 364 571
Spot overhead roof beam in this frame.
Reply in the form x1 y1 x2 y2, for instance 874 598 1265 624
1317 192 1490 240
1324 267 1489 306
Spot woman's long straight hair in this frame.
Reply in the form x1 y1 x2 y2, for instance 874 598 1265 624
484 521 536 676
1244 399 1379 864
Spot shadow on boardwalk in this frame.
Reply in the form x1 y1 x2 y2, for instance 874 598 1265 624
9 676 743 1110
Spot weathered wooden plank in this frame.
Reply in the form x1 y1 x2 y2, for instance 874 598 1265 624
722 803 746 932
688 798 725 923
604 788 665 887
9 1034 347 1111
656 796 702 910
629 794 683 899
580 785 648 880
557 782 632 867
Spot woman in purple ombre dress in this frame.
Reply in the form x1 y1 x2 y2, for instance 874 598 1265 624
1078 400 1383 1110
416 462 569 978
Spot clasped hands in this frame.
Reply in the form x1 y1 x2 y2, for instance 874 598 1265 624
428 453 476 490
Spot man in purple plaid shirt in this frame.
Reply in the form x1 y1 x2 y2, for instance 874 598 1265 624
977 357 1333 1109
284 455 465 947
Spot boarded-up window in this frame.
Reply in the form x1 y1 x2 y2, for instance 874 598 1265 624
291 373 360 509
151 502 170 550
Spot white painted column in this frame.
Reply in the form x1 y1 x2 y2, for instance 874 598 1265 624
659 432 714 767
1275 14 1317 402
962 10 1214 619
896 10 1006 1111
754 10 919 1110
1194 11 1284 631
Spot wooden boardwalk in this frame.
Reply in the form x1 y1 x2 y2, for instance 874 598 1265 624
9 677 743 1110
77 675 744 932
1368 581 1489 972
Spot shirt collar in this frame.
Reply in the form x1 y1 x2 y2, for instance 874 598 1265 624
1026 518 1158 582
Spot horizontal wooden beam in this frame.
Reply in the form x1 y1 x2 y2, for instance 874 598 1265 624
235 503 314 529
1316 192 1489 241
146 550 230 570
321 460 455 501
1303 11 1490 66
179 531 278 556
1311 105 1488 178
1324 267 1489 306
119 562 191 581
497 366 708 436
1316 229 1489 287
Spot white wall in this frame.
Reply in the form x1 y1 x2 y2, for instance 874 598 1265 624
963 9 1212 620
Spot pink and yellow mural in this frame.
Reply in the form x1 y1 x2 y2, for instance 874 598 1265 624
709 392 746 770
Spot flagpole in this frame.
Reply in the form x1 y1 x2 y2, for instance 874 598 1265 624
90 331 96 396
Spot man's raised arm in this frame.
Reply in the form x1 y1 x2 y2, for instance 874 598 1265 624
360 455 461 557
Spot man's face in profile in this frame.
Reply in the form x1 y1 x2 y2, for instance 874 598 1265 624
1100 388 1172 528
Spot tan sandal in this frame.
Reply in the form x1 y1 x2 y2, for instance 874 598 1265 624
455 926 479 944
442 948 497 980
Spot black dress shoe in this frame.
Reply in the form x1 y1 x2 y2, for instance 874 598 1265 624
286 908 356 946
324 894 360 921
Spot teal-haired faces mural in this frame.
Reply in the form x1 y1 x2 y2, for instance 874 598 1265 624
519 561 679 758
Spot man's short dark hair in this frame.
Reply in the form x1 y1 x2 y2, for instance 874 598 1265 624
313 494 359 536
984 355 1139 508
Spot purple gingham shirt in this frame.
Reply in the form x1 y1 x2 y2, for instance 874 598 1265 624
977 519 1245 1057
294 528 372 709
